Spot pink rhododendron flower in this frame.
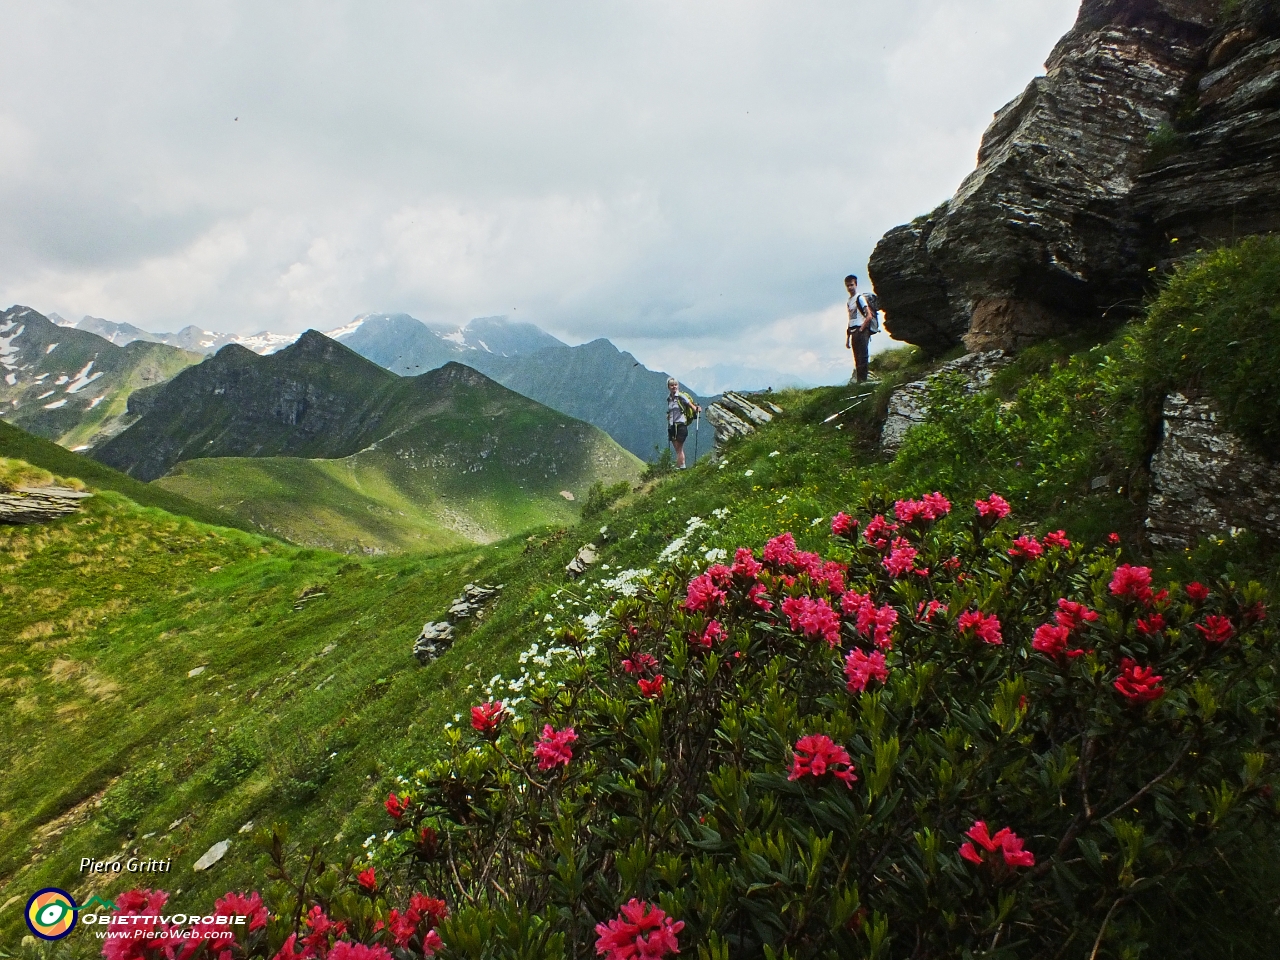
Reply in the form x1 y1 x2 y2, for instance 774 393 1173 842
1032 623 1084 660
1110 564 1154 605
974 493 1012 522
706 564 733 586
388 909 418 948
1245 601 1267 624
958 609 1003 645
812 560 847 595
732 547 762 580
1136 614 1166 637
942 556 962 574
747 582 773 611
594 900 685 960
917 599 948 623
408 894 449 928
831 512 857 537
1042 529 1072 550
692 620 724 648
763 532 799 566
303 906 348 954
622 652 659 674
1185 581 1210 605
1008 535 1044 560
357 867 377 892
863 514 899 550
894 493 951 525
421 931 444 957
272 934 310 960
1196 615 1235 644
215 892 268 932
1055 599 1099 632
328 943 392 960
959 821 1035 868
470 701 504 734
781 595 842 647
882 538 919 577
637 675 665 698
534 725 578 770
1114 658 1165 702
788 734 857 787
845 648 888 693
1107 532 1122 545
385 792 407 819
684 573 726 612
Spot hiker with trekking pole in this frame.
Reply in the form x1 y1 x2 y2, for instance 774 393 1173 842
845 274 880 384
666 377 701 470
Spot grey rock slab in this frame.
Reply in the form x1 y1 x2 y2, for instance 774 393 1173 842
1146 392 1280 549
881 351 1009 455
192 840 230 872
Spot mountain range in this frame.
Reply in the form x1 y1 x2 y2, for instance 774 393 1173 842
1 306 203 450
44 310 708 461
93 331 641 553
333 313 709 460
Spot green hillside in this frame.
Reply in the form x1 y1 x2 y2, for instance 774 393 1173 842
0 419 249 531
2 249 1279 955
0 306 202 450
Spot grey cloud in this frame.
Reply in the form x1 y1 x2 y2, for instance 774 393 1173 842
0 0 1081 373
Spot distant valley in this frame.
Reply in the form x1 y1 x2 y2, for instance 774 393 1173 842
93 331 640 553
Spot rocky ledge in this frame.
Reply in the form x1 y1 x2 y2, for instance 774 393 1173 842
0 486 93 524
880 352 1009 455
870 0 1280 355
706 393 783 446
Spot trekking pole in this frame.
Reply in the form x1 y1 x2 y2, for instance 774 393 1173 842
693 412 700 464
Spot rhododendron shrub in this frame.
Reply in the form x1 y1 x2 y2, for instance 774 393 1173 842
374 495 1277 959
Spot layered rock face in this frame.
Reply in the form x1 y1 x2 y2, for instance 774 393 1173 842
868 0 1280 355
1135 2 1280 246
1146 393 1280 549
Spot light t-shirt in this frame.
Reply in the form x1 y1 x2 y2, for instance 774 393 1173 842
668 393 688 427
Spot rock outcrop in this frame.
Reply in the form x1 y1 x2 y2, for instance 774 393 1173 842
705 393 782 445
869 0 1280 355
880 352 1009 455
413 583 502 664
0 486 92 524
1134 2 1280 247
1146 392 1280 549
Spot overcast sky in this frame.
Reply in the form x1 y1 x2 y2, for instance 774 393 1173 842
0 1 1080 384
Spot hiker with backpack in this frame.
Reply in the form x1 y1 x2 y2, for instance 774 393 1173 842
844 274 880 384
666 377 701 469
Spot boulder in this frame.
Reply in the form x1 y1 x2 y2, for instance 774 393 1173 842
0 486 92 525
705 393 779 445
1146 392 1280 549
869 0 1217 354
566 543 598 578
414 622 455 664
881 352 1009 454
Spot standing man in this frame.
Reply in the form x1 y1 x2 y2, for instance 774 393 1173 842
844 274 877 384
666 377 700 469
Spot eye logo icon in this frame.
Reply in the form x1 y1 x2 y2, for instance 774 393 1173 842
25 888 78 940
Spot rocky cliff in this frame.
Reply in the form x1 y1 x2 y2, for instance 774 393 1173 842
869 0 1280 355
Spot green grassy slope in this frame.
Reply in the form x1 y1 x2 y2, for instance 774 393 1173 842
0 306 202 449
0 419 250 531
151 370 641 553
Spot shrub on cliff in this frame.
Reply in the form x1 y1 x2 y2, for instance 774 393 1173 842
1139 235 1280 456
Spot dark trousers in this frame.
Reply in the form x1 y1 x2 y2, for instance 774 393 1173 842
850 328 870 382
